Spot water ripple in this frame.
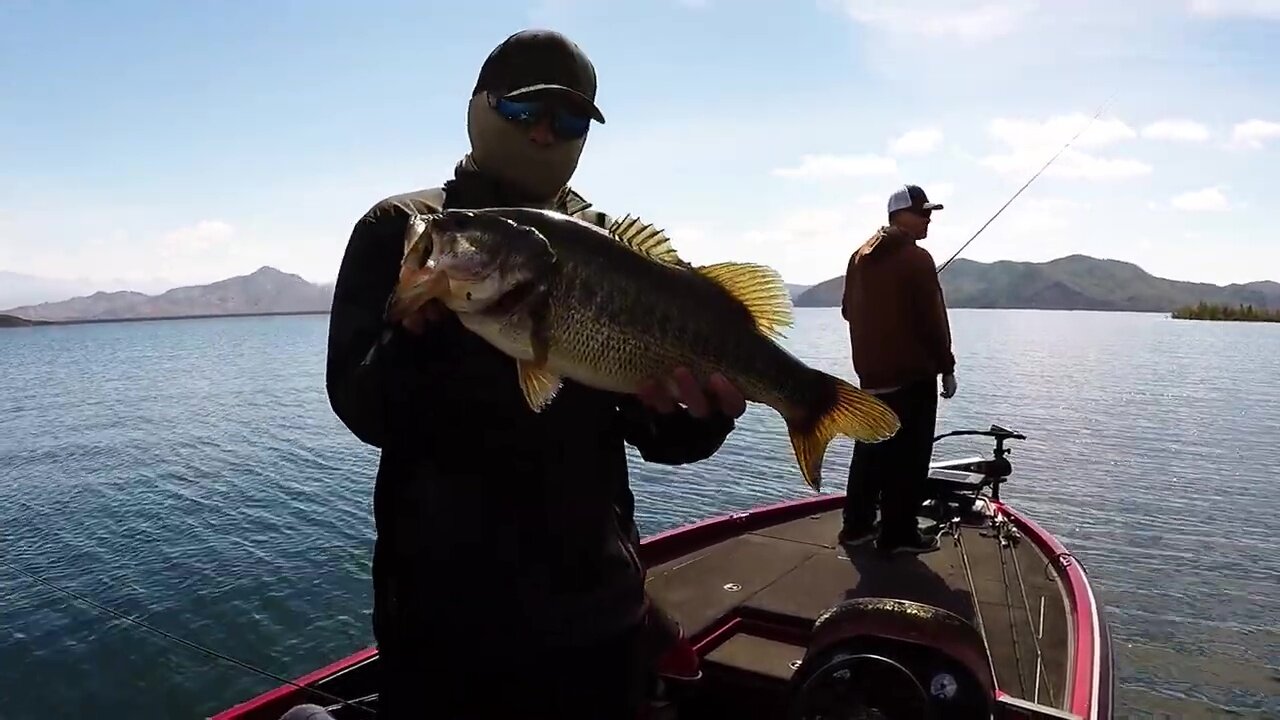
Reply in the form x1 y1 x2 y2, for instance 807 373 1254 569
1 310 1278 718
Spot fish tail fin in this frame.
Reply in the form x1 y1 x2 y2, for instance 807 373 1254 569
784 371 901 491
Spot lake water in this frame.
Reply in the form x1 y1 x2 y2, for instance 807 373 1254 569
1 308 1276 719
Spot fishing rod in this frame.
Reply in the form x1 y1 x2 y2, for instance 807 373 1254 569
0 557 376 716
937 94 1117 274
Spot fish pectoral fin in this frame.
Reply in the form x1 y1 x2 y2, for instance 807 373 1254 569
695 262 795 340
786 373 900 491
516 359 564 412
608 214 688 268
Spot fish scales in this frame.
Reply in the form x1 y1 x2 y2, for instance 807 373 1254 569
550 298 798 411
541 223 776 382
546 244 792 402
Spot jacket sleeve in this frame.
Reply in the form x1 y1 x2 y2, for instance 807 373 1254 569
910 250 956 375
840 252 858 321
618 397 736 465
325 201 450 449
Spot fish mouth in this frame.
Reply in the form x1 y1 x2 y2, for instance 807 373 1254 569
389 265 451 321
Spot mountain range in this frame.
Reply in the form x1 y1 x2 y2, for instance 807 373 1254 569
1 267 334 323
794 254 1280 312
0 271 178 310
2 255 1276 325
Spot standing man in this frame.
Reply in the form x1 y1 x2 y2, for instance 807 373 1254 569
324 29 743 720
838 184 957 555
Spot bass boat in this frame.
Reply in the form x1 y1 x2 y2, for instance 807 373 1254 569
212 424 1115 720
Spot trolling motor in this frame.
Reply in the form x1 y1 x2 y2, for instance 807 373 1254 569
920 424 1027 529
930 424 1026 500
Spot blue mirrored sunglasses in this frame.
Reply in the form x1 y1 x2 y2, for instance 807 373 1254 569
489 94 592 140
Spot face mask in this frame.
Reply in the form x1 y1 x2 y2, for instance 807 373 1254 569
466 92 587 203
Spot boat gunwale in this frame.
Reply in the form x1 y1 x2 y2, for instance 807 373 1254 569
208 647 378 719
210 492 1112 720
996 499 1113 720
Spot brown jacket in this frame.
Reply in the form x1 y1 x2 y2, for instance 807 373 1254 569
841 226 956 390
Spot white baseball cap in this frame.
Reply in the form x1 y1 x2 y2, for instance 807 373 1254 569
887 184 944 215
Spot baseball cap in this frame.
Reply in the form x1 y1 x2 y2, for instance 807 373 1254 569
473 29 606 123
887 184 944 215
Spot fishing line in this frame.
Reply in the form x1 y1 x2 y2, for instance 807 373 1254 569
0 557 376 716
937 93 1117 274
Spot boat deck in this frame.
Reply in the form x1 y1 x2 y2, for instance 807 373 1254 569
645 505 1072 711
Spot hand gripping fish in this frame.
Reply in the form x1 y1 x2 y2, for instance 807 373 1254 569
387 208 900 490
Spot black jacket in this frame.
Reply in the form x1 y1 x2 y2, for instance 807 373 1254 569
325 165 735 652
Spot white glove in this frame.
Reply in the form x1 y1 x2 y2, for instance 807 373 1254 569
941 373 957 399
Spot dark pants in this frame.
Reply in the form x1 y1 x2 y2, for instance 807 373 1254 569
843 378 939 542
377 621 647 720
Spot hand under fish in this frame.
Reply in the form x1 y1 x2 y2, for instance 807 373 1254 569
637 368 747 419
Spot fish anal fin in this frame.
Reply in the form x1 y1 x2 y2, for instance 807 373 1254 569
696 261 795 339
608 214 687 267
517 359 563 412
785 373 900 490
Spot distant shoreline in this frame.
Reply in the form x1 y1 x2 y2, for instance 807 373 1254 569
0 310 330 329
0 306 1187 331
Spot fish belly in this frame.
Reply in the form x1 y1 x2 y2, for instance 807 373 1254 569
545 316 674 393
457 311 537 361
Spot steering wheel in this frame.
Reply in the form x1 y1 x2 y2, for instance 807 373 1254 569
786 598 997 720
787 649 933 720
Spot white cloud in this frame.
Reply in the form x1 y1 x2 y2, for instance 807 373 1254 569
737 205 875 284
1187 0 1280 19
1141 119 1211 142
772 153 899 179
158 220 235 256
980 114 1151 180
925 182 957 203
889 128 944 156
139 220 270 283
1169 186 1231 211
981 148 1152 180
829 0 1035 41
992 196 1088 236
989 114 1137 150
1228 119 1280 149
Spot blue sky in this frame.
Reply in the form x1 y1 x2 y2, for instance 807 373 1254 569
3 0 1280 291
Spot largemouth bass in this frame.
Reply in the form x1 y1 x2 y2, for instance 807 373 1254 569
388 207 900 490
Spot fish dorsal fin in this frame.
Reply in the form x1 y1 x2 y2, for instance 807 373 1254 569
608 214 687 267
696 261 795 339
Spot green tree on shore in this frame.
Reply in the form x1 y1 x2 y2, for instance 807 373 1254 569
1171 301 1280 322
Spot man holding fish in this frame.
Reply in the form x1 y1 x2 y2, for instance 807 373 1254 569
323 29 756 720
